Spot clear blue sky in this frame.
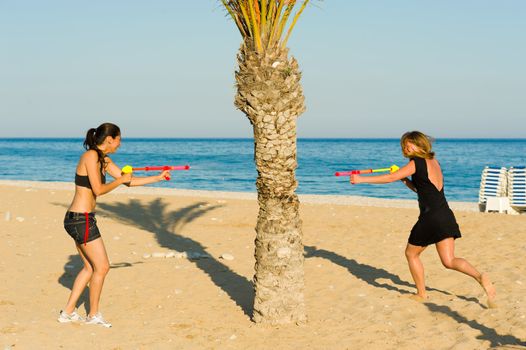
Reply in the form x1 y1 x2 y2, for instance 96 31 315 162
1 1 524 138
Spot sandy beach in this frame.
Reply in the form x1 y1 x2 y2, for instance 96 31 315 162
1 179 525 350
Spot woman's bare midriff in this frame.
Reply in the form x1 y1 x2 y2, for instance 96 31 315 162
67 186 97 213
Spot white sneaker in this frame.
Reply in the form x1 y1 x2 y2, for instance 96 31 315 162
86 312 112 328
58 310 85 323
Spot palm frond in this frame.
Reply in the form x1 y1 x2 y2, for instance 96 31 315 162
282 0 310 47
220 0 313 54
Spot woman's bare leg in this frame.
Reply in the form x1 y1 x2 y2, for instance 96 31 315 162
77 238 110 316
435 238 496 306
405 243 428 299
64 245 93 314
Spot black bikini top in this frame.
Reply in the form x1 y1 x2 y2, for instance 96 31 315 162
75 164 106 189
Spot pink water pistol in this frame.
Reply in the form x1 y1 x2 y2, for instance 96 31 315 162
121 165 190 180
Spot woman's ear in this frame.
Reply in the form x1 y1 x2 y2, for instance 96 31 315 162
104 135 114 145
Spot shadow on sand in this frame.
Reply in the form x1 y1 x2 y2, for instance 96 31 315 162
96 198 254 317
304 245 415 295
425 302 526 348
58 255 91 314
58 254 142 314
304 245 481 306
304 245 523 346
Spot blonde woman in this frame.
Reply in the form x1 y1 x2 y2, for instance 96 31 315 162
351 131 496 307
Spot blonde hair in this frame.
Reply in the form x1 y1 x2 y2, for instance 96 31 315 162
400 131 435 159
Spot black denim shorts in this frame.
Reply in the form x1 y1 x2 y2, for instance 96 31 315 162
64 211 101 245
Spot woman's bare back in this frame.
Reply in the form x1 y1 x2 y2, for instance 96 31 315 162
425 158 443 192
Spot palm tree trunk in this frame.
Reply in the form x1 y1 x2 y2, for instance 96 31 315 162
235 43 307 324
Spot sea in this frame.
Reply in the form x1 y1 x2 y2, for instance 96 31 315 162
0 138 525 202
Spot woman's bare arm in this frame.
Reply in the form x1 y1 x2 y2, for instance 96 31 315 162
84 151 130 196
104 159 170 187
351 160 416 186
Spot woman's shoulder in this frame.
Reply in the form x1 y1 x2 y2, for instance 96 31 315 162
81 149 99 160
409 157 424 170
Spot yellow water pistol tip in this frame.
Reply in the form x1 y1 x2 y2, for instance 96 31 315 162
390 165 400 173
121 165 133 174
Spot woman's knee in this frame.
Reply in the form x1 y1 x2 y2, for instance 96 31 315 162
82 265 94 275
94 261 110 275
440 258 455 269
405 246 421 260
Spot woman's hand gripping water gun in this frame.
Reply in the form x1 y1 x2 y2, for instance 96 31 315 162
334 165 400 184
121 165 190 181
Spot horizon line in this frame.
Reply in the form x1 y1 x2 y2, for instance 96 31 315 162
1 136 525 141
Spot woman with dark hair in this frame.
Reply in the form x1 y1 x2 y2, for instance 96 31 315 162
58 123 170 327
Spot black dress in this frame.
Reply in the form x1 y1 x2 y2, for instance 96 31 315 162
408 157 461 247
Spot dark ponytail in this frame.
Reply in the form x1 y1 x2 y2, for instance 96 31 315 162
83 123 121 169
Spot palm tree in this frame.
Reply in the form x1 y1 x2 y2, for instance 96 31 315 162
219 0 312 324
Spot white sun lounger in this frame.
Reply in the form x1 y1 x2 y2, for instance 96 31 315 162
479 166 508 212
507 167 526 214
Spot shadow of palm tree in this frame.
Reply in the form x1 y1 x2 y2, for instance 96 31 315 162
304 246 485 307
425 302 526 348
97 198 254 317
304 245 415 295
